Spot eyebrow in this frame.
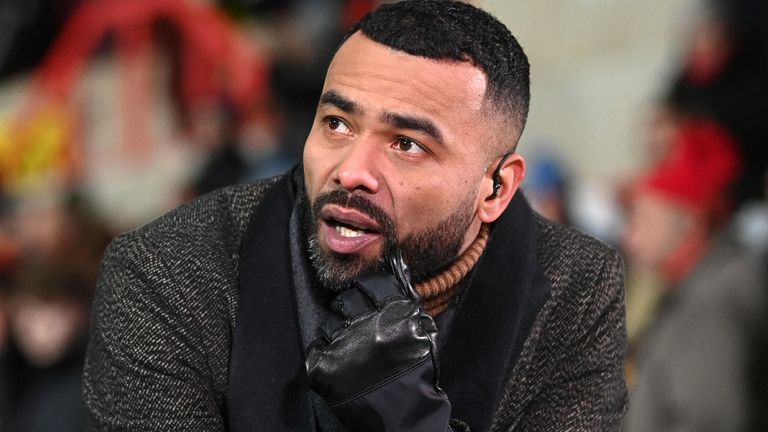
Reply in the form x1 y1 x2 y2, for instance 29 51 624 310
318 90 445 146
381 112 444 146
318 90 361 114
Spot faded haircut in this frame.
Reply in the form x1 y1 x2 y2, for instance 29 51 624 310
345 0 530 152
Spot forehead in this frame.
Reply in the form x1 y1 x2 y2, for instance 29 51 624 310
323 33 490 147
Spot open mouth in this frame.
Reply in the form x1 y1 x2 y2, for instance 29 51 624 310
320 204 383 234
327 218 379 238
319 204 385 254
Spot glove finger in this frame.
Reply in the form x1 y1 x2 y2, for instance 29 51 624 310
305 336 327 370
305 336 330 391
331 288 374 320
354 272 407 309
387 249 421 302
320 314 347 342
419 314 438 334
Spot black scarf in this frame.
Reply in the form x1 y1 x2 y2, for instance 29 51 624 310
228 167 551 431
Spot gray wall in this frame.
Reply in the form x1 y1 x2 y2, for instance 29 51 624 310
483 0 698 180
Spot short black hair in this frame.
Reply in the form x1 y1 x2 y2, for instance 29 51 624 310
347 0 530 151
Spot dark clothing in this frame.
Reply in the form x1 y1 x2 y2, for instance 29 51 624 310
84 169 628 431
668 54 768 206
192 142 248 196
1 337 87 432
625 231 768 431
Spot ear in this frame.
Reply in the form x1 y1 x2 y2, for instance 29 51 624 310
477 153 526 223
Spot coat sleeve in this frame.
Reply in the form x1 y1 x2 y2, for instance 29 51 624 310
83 233 227 431
513 251 628 431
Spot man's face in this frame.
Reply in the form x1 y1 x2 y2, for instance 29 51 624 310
303 33 498 290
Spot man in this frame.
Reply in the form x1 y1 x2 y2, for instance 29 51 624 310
84 1 628 431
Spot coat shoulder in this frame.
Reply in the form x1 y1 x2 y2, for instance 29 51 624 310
535 214 624 299
530 214 626 368
129 177 281 252
492 215 628 431
86 177 283 424
103 177 282 319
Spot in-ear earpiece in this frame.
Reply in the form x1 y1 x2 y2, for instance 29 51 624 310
489 152 513 199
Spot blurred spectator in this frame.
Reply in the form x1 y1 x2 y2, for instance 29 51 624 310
643 104 683 165
183 96 295 199
10 192 113 287
0 190 19 354
524 151 572 225
623 119 768 431
186 99 250 197
0 289 7 354
1 263 90 432
666 0 768 208
267 0 347 159
185 0 370 198
732 196 768 258
0 263 11 366
0 0 81 79
0 190 111 431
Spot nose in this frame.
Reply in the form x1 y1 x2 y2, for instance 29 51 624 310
333 139 381 194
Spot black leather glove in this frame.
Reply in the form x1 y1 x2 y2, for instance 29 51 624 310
306 251 459 431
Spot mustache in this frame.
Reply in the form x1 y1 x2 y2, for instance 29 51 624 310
311 190 398 248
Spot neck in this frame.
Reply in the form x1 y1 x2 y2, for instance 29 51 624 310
416 224 490 316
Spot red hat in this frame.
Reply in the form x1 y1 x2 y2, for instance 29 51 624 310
636 119 742 214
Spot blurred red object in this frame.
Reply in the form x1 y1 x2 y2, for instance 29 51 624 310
636 119 742 215
3 0 270 190
341 0 378 29
34 0 268 116
0 235 19 273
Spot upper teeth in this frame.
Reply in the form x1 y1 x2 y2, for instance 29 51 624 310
336 225 364 238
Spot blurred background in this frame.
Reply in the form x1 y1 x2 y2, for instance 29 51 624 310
0 0 766 430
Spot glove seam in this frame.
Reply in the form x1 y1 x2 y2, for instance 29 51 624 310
419 317 444 395
359 291 405 311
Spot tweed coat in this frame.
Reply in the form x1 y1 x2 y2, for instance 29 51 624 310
83 172 628 431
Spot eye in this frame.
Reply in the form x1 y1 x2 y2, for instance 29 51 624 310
394 137 427 155
325 116 352 136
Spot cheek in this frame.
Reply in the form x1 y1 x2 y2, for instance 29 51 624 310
391 178 476 235
303 133 334 198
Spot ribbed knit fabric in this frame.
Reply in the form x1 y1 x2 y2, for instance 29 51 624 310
416 224 490 316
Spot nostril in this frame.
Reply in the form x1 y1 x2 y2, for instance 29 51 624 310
332 142 381 193
337 169 379 195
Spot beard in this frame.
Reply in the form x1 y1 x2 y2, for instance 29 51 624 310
300 189 476 292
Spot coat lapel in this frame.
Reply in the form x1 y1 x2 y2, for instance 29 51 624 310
440 193 552 432
227 168 313 431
